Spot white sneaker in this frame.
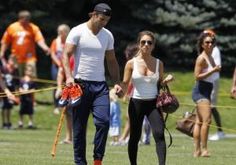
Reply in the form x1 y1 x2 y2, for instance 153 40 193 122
110 141 120 146
209 131 225 141
118 140 128 146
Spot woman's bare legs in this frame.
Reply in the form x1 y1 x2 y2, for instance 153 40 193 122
194 100 211 157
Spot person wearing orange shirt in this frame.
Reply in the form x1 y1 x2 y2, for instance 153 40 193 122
50 24 70 79
0 10 50 77
50 24 70 114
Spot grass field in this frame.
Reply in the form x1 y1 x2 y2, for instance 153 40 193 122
0 71 236 165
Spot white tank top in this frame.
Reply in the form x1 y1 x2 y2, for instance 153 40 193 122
202 56 218 83
132 58 160 99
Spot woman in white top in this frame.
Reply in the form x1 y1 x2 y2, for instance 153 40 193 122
192 32 221 157
121 31 173 165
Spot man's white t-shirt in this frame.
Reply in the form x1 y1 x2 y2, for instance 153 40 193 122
66 23 114 81
211 46 221 80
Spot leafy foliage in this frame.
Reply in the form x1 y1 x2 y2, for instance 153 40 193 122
120 0 236 71
0 0 235 77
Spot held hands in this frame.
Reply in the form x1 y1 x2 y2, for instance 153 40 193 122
44 47 51 55
114 84 123 98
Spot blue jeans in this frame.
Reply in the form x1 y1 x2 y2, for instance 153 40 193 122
51 64 58 81
72 80 110 165
51 64 59 107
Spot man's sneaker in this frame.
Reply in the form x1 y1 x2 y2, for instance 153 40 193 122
58 86 70 107
18 124 23 129
69 84 83 107
7 123 12 129
209 131 225 141
142 141 150 145
2 123 8 129
94 160 102 165
27 125 37 129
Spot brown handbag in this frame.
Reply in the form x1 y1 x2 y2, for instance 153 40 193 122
176 111 196 137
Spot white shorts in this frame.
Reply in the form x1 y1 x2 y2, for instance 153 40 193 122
109 126 120 137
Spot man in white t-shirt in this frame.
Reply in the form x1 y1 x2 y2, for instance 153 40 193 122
62 3 122 165
203 30 225 141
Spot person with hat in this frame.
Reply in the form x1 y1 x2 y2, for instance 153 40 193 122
62 3 122 165
0 10 50 77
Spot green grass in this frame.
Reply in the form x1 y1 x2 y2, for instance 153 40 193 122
0 71 236 165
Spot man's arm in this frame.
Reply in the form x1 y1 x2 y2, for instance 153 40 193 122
51 52 62 67
62 43 75 85
0 42 8 59
37 40 50 55
105 49 123 96
105 49 120 84
55 67 65 98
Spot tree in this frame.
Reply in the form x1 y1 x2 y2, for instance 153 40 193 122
0 0 235 77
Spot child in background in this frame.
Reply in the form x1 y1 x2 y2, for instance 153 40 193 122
50 24 70 115
109 88 121 146
1 56 19 129
119 43 138 145
18 65 36 129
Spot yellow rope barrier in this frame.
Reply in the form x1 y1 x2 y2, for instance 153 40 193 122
173 91 231 97
168 113 236 134
0 86 58 98
0 78 235 134
12 76 57 84
180 102 236 109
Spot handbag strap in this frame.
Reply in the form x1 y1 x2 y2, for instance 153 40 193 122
163 113 172 148
164 113 168 122
162 85 171 94
191 107 197 113
158 84 171 95
165 126 172 148
157 83 173 148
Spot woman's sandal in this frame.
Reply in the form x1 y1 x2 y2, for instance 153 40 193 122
60 139 72 144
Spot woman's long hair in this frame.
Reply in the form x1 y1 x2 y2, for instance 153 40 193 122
197 32 216 55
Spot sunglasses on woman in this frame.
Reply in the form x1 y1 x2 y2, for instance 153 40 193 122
204 41 215 45
140 40 153 46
